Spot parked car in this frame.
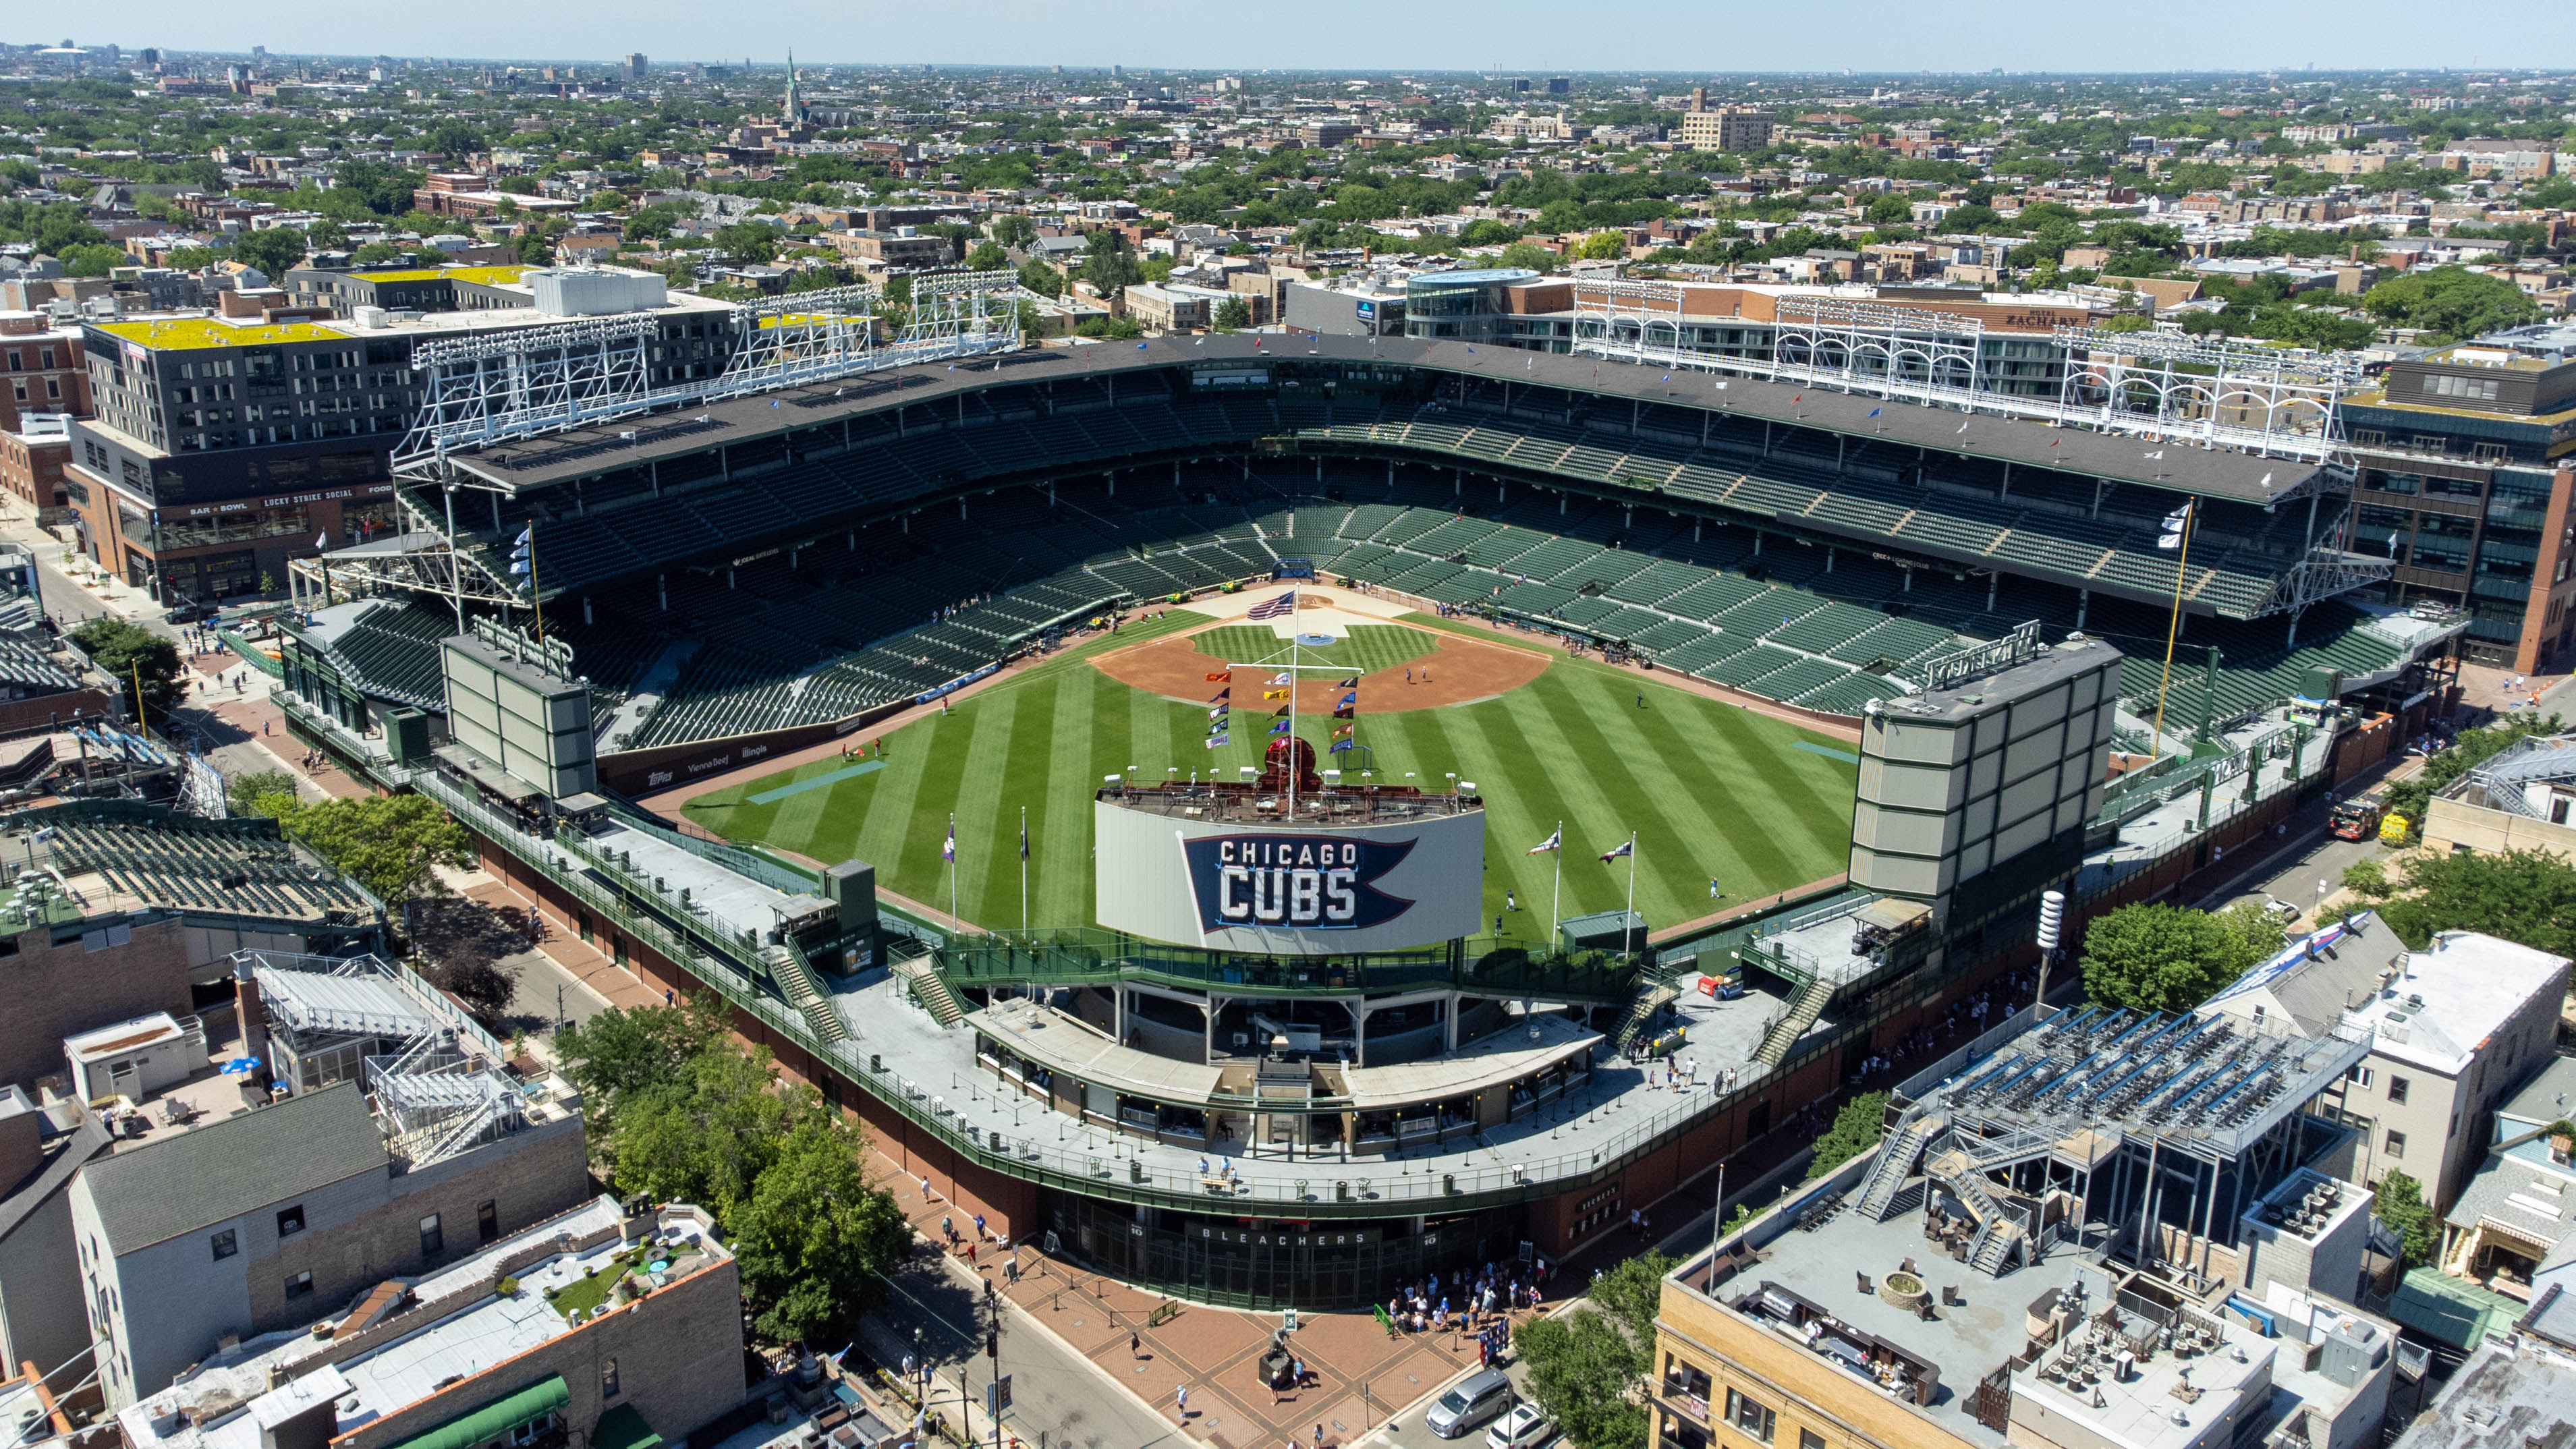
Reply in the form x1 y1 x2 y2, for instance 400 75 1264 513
164 599 219 624
1427 1369 1516 1440
1486 1402 1557 1449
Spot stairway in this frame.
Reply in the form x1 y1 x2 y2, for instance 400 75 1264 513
1754 975 1835 1066
766 943 851 1046
1609 982 1680 1054
1856 1109 1946 1221
893 956 968 1029
1929 1149 2030 1277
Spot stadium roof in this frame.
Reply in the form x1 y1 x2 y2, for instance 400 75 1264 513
443 335 2323 505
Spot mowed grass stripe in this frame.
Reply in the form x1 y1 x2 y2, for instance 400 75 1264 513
1194 624 1436 676
692 635 1857 932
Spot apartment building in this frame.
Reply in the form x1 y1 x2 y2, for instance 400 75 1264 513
0 1083 113 1375
69 1033 588 1406
0 416 72 515
67 268 735 606
2437 1055 2576 1303
2340 324 2576 671
1678 88 1774 152
118 1195 744 1449
2203 917 2571 1215
2422 731 2576 858
1 313 90 434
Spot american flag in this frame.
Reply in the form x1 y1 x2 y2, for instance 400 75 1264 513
1248 591 1296 621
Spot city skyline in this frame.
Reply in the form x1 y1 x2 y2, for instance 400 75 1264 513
59 0 2576 76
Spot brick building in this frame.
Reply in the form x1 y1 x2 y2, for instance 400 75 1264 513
1 313 90 433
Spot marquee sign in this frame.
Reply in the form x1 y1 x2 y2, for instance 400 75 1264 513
1182 833 1418 933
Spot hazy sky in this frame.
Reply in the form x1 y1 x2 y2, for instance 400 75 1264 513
74 0 2576 76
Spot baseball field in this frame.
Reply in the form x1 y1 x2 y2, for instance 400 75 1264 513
682 608 1859 936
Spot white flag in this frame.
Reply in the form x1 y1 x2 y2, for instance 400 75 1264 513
1527 828 1562 855
314 532 327 549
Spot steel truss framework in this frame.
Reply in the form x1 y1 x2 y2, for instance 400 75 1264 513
393 269 1022 474
331 273 1024 615
1569 282 2366 463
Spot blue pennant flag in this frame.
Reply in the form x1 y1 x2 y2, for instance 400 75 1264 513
1328 738 1353 754
1205 733 1229 748
1268 718 1292 735
1867 407 1881 418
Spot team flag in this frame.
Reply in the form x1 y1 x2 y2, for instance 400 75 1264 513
1339 691 1358 706
1248 592 1297 621
1019 818 1029 861
1271 704 1292 718
1205 671 1231 683
1528 827 1563 855
1335 675 1359 688
1866 408 1880 419
1208 687 1229 702
1205 733 1229 748
942 823 956 863
1208 716 1229 735
1333 722 1355 739
1332 705 1356 720
1329 739 1353 754
1263 689 1291 700
1268 673 1292 687
1210 706 1229 720
2158 502 2192 551
1268 718 1293 735
1599 839 1633 863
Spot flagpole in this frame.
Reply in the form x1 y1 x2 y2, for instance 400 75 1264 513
1019 805 1028 936
1623 832 1638 953
1288 609 1299 820
949 812 958 928
527 519 543 644
2149 507 2195 760
1549 820 1563 945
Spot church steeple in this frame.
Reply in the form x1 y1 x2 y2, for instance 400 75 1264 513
781 51 801 124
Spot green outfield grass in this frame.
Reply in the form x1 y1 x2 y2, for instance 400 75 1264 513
1192 624 1438 676
685 617 1857 938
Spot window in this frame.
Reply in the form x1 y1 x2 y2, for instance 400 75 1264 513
1799 1433 1826 1449
2347 1066 2374 1089
210 1229 237 1261
2388 1077 2410 1105
284 1270 312 1299
1726 1390 1775 1444
508 1415 556 1446
2386 1129 2407 1159
419 1214 443 1257
276 1205 306 1237
477 1200 500 1244
600 1359 620 1400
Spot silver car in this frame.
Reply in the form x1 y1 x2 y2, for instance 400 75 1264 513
1426 1369 1516 1440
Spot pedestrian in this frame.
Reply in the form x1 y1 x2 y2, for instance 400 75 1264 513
965 1241 976 1265
663 988 675 1006
1710 877 1720 899
1314 1425 1324 1449
921 1174 934 1201
1637 691 1645 709
1177 1386 1188 1418
942 1214 955 1242
974 1213 987 1239
1131 1331 1141 1360
1494 913 1504 936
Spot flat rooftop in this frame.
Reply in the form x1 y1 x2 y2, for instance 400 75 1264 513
2401 1339 2576 1449
90 289 735 353
121 1197 730 1449
571 814 833 945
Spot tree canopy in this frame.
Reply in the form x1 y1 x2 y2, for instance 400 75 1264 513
1511 1250 1669 1449
231 789 472 903
2080 901 2285 1013
2357 848 2576 957
1807 1091 1889 1179
553 1000 910 1341
2361 266 2542 343
69 617 181 723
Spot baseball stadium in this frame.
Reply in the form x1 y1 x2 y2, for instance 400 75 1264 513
259 291 2470 1309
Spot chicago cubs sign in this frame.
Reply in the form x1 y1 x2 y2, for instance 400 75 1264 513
1183 834 1418 932
1093 797 1484 954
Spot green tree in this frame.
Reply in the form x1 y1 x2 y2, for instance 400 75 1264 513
2375 848 2576 957
1212 296 1251 331
2375 1170 2438 1271
276 794 472 903
164 246 222 269
713 221 778 265
963 239 1008 271
1513 1309 1650 1449
1078 227 1144 297
2360 265 2542 342
1864 192 1915 227
1807 1091 1888 1178
725 1115 913 1341
553 1000 726 1134
69 617 181 723
231 225 308 279
2079 901 2283 1013
302 217 347 252
987 212 1038 248
609 1042 797 1212
1588 1249 1675 1346
225 768 300 818
1015 258 1062 296
496 175 541 196
1495 240 1559 274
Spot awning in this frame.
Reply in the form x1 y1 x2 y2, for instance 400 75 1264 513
592 1404 662 1449
383 1375 570 1449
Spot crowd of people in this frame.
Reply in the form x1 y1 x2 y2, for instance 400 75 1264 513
1382 1255 1551 1337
